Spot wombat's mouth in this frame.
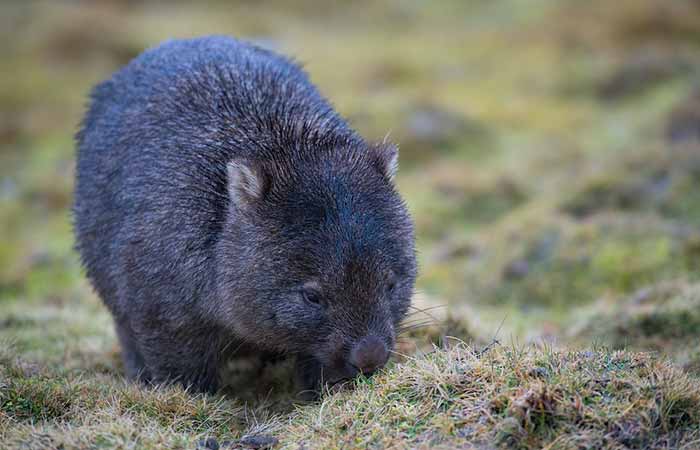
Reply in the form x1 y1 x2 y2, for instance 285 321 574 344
326 362 383 387
313 334 391 389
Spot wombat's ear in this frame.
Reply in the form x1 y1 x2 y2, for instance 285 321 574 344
227 159 268 206
371 142 399 182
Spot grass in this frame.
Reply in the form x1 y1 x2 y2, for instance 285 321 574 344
2 0 700 448
3 342 699 449
285 345 700 449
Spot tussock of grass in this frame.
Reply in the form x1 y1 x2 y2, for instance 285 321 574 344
283 344 700 449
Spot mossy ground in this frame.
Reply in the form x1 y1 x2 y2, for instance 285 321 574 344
2 0 700 448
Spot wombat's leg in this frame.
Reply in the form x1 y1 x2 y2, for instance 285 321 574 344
136 329 221 394
115 321 151 383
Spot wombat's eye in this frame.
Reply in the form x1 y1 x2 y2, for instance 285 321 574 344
301 290 324 308
299 281 325 308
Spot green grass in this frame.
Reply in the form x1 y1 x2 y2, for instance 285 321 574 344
2 0 700 448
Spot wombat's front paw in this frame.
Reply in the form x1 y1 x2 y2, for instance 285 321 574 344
294 355 360 401
295 355 323 400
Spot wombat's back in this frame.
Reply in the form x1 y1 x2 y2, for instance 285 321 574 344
73 36 352 317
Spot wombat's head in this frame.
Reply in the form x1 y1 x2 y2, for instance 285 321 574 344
216 141 416 384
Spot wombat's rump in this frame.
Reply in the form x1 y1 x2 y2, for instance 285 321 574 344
73 36 416 394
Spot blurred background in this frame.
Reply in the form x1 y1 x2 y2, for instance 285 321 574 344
1 0 699 378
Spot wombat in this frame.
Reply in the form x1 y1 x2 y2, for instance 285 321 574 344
73 36 417 395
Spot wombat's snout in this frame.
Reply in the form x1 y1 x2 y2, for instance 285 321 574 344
350 335 389 376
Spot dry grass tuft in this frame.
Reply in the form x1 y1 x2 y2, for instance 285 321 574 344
282 344 700 449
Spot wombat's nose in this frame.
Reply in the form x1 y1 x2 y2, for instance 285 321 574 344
350 335 389 375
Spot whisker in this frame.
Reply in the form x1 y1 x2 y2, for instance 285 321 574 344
397 322 437 334
407 304 447 315
399 317 438 326
401 316 440 325
397 326 435 335
405 304 447 326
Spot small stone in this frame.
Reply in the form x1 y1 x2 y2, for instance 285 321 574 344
197 437 220 450
237 434 278 449
528 367 550 378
